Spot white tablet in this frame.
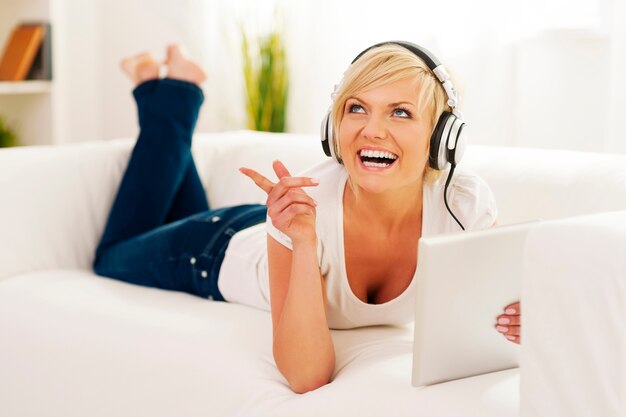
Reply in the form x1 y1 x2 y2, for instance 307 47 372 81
412 220 538 386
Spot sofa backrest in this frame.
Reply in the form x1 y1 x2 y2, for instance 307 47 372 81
463 144 626 224
200 132 626 225
1 129 626 279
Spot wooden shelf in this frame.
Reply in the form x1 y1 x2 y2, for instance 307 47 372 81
0 1 57 145
0 80 52 95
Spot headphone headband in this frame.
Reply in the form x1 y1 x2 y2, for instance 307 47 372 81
350 40 441 70
350 41 459 110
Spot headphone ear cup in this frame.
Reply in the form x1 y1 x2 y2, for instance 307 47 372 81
429 111 453 170
429 112 468 170
320 111 342 164
320 111 333 157
446 118 467 165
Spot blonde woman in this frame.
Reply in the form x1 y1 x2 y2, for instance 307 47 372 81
94 42 520 395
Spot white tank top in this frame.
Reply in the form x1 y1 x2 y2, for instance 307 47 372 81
218 159 497 329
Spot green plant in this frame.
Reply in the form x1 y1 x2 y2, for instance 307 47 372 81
0 115 18 147
242 23 288 133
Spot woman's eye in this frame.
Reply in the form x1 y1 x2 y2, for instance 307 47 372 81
349 104 365 113
393 108 411 118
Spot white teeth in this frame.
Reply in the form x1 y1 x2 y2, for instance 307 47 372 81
363 161 391 168
359 149 398 160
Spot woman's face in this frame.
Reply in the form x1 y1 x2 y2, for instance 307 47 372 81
338 76 432 196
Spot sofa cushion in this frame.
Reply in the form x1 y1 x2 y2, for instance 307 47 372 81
0 269 519 417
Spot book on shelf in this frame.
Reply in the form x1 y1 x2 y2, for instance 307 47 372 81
26 22 52 81
0 22 51 82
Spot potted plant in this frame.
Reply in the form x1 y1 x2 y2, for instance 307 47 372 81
241 22 288 133
0 115 18 147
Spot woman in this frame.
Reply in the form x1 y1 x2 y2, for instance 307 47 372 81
94 42 521 394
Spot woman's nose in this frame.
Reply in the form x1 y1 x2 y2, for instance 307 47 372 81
362 114 388 140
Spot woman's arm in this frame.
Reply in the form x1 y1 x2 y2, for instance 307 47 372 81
268 236 335 393
241 160 335 393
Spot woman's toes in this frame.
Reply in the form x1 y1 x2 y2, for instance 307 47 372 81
165 44 184 64
120 54 141 78
120 52 160 85
164 44 207 85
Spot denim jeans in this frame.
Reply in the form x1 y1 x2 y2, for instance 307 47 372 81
93 78 267 301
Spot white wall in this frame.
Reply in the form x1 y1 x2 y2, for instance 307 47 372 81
57 0 207 143
53 0 101 143
513 30 610 151
56 0 626 155
607 0 626 153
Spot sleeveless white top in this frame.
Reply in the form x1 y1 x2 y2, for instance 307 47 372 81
218 159 497 329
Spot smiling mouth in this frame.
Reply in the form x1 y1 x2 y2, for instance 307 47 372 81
358 149 398 169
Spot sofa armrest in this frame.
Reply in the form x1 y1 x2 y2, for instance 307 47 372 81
0 140 137 280
520 210 626 417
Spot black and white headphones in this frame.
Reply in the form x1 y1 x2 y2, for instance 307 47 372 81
320 40 467 230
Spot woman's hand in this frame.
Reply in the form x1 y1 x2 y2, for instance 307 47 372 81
495 301 521 344
240 160 319 244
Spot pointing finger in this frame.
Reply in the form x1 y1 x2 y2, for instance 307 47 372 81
272 160 292 179
239 167 274 194
266 176 320 207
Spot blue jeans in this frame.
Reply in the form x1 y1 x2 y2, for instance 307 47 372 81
93 78 267 301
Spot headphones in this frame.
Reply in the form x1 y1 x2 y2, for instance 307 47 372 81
320 40 467 170
320 41 467 229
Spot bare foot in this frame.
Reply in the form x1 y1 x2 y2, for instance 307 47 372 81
165 44 207 85
120 52 160 86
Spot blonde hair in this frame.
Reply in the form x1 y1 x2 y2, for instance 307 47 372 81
330 43 456 183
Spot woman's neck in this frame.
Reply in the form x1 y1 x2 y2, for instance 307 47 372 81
344 179 423 234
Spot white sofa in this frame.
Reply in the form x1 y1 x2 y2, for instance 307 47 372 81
0 130 624 417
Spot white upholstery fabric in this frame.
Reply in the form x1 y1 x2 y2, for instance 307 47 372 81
0 270 518 417
462 145 626 225
520 210 626 417
1 130 626 416
0 141 132 279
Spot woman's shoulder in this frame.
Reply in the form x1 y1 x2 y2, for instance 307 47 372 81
427 167 498 231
